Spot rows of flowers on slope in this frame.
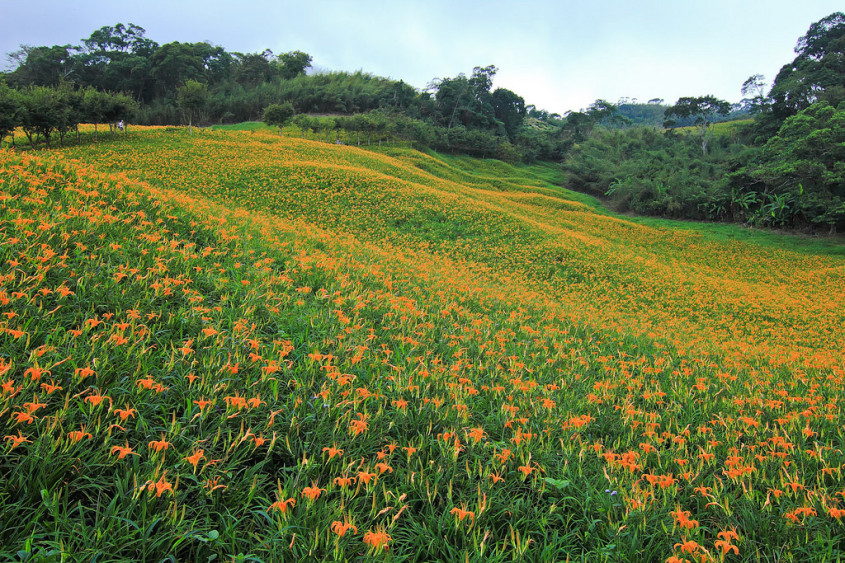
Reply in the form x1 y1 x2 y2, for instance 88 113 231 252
2 146 843 560
62 130 845 373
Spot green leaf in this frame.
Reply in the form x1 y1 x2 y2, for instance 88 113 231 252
544 478 571 490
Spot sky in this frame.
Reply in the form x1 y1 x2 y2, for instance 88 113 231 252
1 0 842 114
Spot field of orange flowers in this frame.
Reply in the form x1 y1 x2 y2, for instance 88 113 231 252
1 128 844 561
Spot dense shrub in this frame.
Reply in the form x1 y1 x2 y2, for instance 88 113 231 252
562 127 743 220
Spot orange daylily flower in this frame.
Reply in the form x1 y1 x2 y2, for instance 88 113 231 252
269 497 296 515
362 526 391 551
0 379 16 395
331 520 358 537
136 376 157 390
715 540 739 555
24 367 50 381
467 427 485 444
185 449 205 470
357 469 376 485
673 539 703 554
148 435 171 453
333 476 356 488
149 472 174 497
450 506 475 523
670 509 699 530
495 449 512 464
193 398 212 410
301 484 326 501
113 406 136 422
517 465 534 477
224 394 247 410
22 397 46 414
349 413 369 436
67 427 92 443
85 393 110 408
40 380 62 394
5 432 31 449
110 443 138 459
12 411 36 425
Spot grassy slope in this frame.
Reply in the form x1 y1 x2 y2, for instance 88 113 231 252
1 128 844 561
674 118 755 139
61 127 845 369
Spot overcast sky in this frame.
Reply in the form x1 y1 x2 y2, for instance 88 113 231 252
1 0 841 114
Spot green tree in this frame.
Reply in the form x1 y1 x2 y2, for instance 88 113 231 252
430 65 498 130
556 100 621 149
431 73 471 129
6 45 76 88
560 110 592 144
54 83 83 146
292 114 312 138
18 85 62 147
262 102 295 135
586 99 618 123
664 95 731 154
748 101 845 232
150 42 206 96
349 114 369 145
389 80 416 109
492 88 526 140
177 79 207 133
83 88 110 139
76 23 158 101
0 82 21 146
275 51 312 80
102 91 138 135
362 113 385 145
468 65 497 128
768 12 845 120
81 23 158 55
236 51 273 84
741 74 770 114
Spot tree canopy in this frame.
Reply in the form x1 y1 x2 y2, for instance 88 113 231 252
664 96 731 154
747 101 845 231
262 102 295 135
768 12 845 119
177 79 207 132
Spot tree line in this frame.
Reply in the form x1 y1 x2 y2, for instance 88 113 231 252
2 13 843 232
562 12 845 233
0 23 653 159
0 82 135 147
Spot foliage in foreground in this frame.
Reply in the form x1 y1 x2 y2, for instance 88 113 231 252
1 131 844 561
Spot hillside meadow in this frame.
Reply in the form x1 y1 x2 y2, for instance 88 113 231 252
1 126 844 561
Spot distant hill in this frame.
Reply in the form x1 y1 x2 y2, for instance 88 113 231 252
616 102 752 128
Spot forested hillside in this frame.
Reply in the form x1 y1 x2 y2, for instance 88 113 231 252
1 12 843 231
